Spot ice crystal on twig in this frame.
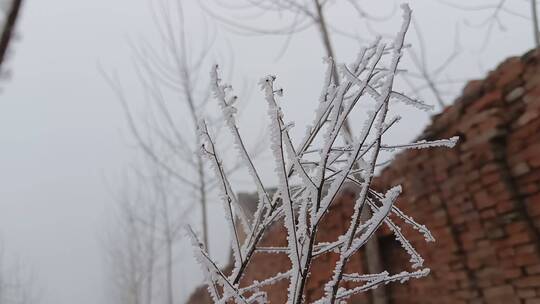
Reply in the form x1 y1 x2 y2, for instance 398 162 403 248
188 4 457 303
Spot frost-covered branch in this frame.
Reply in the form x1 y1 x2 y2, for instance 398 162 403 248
190 4 457 303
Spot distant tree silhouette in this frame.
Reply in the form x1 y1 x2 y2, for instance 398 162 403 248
0 0 23 74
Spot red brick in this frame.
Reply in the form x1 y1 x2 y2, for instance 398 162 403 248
527 193 540 216
527 264 540 275
517 288 536 299
473 190 496 209
483 284 515 298
515 276 540 288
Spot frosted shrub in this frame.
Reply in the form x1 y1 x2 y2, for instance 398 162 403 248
188 4 458 303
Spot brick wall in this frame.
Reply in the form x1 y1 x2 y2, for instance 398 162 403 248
371 48 540 303
187 49 540 303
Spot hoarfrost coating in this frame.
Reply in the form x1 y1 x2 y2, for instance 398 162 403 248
189 4 458 304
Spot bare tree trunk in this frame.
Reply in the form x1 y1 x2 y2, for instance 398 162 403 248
145 250 154 304
128 235 141 304
313 2 388 303
361 209 389 304
145 210 157 304
0 0 23 70
532 0 540 47
156 175 175 304
0 246 5 302
313 0 339 85
197 155 209 254
312 0 356 144
165 235 174 304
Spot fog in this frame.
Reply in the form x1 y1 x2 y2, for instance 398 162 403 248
0 0 534 303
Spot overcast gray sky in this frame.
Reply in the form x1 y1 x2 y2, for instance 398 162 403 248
0 1 535 303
